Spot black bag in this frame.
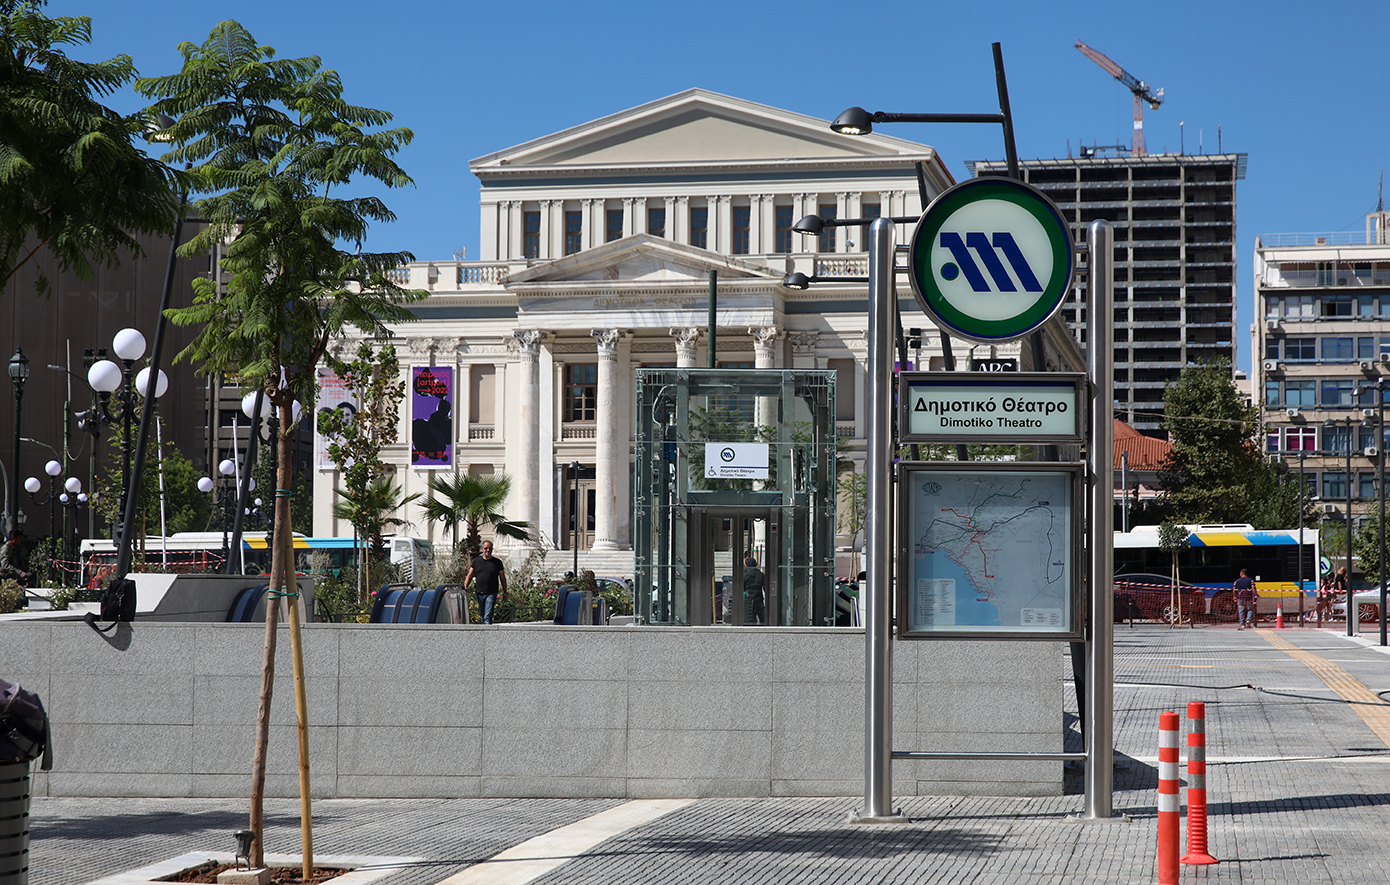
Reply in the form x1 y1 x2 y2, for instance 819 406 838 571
0 678 51 770
100 578 136 623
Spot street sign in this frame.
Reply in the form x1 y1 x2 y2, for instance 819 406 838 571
900 372 1086 444
908 177 1075 343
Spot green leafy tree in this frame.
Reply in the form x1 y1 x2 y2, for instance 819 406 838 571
135 21 425 869
1158 361 1302 527
1 0 176 296
93 411 211 541
1157 522 1191 625
422 472 531 563
331 475 418 605
1353 514 1388 591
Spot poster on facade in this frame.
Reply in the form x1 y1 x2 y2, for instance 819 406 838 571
411 366 454 468
316 366 361 470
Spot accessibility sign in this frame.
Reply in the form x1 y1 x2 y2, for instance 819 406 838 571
704 442 769 479
908 177 1075 343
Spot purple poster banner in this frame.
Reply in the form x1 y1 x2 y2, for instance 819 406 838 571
411 366 453 468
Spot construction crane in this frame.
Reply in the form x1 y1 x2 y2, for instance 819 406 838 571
1075 39 1164 156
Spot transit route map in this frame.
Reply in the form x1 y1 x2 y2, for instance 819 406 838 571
903 467 1075 635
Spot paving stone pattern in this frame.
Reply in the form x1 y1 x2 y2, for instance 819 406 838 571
28 625 1390 884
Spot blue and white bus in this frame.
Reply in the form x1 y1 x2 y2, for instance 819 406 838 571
1114 524 1320 621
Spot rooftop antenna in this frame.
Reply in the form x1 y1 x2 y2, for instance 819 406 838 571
1218 125 1222 154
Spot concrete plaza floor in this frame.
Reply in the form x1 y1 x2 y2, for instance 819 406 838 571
25 622 1390 884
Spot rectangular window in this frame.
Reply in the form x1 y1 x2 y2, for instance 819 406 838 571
1324 425 1351 455
563 364 597 422
1361 337 1377 359
469 364 496 424
818 203 837 252
862 202 881 221
1264 380 1280 407
732 206 751 255
1361 426 1378 451
648 207 666 239
1287 426 1317 451
1286 294 1315 318
1321 337 1354 362
1324 471 1348 500
1285 337 1315 361
1266 431 1279 453
564 211 582 255
523 211 541 259
1322 379 1354 407
1322 295 1353 317
1285 380 1315 407
1360 473 1377 500
690 207 708 249
606 208 623 243
774 205 794 253
1264 296 1280 317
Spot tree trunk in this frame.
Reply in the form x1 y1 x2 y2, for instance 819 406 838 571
278 409 314 876
248 494 281 866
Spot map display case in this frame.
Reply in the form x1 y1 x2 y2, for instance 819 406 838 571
896 461 1084 640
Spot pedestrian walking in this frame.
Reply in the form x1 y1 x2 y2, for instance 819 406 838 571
463 542 507 625
1317 575 1335 626
1234 568 1258 629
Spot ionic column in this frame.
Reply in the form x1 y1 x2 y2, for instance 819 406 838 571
512 330 543 545
591 329 624 550
671 327 702 367
666 196 680 241
624 197 641 237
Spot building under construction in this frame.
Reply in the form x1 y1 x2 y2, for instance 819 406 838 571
971 152 1247 437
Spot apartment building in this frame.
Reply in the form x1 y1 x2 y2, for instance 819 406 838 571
972 153 1247 437
1255 211 1390 525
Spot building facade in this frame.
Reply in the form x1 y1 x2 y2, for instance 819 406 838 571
1254 211 1390 526
972 154 1246 437
311 89 1083 575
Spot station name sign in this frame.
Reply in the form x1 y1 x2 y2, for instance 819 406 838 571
900 372 1086 444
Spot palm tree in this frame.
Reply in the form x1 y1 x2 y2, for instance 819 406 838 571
332 476 421 602
422 472 531 562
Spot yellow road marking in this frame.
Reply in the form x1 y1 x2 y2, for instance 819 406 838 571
1258 630 1390 747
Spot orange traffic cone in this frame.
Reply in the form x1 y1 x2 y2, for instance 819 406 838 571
1275 602 1285 629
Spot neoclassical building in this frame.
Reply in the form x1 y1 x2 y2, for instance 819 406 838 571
312 89 1078 576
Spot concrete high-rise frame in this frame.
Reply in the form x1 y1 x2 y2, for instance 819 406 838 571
972 153 1247 438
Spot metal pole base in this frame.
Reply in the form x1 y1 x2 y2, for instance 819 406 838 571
847 810 911 826
1065 812 1132 824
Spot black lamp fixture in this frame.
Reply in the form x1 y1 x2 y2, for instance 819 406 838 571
233 828 256 870
781 271 868 291
8 347 29 534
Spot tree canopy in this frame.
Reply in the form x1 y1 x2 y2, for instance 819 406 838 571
0 0 176 295
1157 361 1310 528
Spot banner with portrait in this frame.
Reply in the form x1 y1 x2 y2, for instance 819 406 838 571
316 366 360 470
411 366 454 468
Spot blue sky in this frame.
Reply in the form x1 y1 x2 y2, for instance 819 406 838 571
50 0 1390 376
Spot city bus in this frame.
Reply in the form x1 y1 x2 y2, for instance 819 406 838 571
1114 524 1320 622
81 533 435 587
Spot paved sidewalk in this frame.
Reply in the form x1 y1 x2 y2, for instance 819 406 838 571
26 624 1390 884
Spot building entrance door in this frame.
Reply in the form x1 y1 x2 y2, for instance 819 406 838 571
563 478 596 551
689 508 779 626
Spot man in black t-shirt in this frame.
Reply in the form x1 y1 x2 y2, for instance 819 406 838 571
463 542 507 624
1233 568 1258 629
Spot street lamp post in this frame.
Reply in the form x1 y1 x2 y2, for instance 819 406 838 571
569 461 582 579
86 328 148 536
1358 378 1388 645
199 459 238 569
1326 415 1358 637
23 459 63 571
8 347 29 535
1298 448 1307 624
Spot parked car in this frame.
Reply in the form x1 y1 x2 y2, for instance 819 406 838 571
1332 588 1385 623
1113 572 1205 624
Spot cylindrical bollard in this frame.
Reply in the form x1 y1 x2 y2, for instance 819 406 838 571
1157 711 1180 885
0 761 31 885
1181 702 1219 865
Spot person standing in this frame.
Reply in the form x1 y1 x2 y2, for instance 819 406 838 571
742 556 766 625
1234 568 1258 629
1317 575 1335 627
463 542 507 625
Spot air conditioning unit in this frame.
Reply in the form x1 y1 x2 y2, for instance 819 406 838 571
1367 447 1380 458
1361 360 1377 371
1286 408 1301 418
1363 409 1377 419
1322 503 1339 514
1265 318 1280 331
1380 352 1390 364
1263 359 1280 372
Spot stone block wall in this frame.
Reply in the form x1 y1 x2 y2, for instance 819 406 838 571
0 622 1064 799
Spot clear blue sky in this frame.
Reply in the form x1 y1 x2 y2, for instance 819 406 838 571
51 0 1390 377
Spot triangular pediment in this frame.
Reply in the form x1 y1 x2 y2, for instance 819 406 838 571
472 88 933 172
506 234 780 286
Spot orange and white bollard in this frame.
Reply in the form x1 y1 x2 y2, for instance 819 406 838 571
1181 701 1219 865
1157 710 1181 885
1275 601 1285 629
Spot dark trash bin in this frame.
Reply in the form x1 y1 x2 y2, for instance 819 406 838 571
0 679 51 885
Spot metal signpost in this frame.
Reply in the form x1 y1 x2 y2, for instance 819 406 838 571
855 173 1118 821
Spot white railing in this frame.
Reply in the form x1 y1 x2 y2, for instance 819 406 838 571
458 262 510 285
561 426 596 440
815 256 868 276
1259 232 1374 247
468 426 495 441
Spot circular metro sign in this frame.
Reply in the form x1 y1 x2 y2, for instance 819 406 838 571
908 177 1074 343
